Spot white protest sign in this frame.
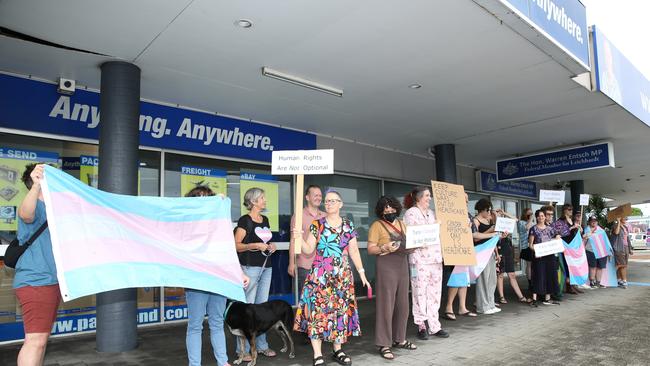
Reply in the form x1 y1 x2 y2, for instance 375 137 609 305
580 194 590 206
405 224 441 249
272 149 334 175
495 217 516 233
539 189 565 204
534 239 565 257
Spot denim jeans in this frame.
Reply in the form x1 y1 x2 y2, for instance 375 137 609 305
235 265 272 354
186 289 228 366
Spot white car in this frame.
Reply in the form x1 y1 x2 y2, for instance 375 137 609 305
629 233 648 250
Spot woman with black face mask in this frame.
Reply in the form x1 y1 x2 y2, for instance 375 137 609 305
368 195 415 360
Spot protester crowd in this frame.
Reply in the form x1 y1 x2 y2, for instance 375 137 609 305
10 164 635 366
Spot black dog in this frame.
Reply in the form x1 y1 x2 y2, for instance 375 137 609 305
225 299 295 366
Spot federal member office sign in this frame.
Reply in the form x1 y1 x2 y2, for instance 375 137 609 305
496 142 615 182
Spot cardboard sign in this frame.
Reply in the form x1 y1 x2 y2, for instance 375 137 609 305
539 189 565 204
430 181 476 265
579 194 590 206
405 224 441 249
534 239 565 257
607 203 632 222
271 149 333 175
495 217 516 233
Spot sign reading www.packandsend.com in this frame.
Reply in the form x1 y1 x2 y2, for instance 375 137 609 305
496 142 615 182
0 74 316 162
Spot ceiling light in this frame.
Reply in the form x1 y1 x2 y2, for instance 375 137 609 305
235 19 253 28
408 84 422 89
261 67 343 97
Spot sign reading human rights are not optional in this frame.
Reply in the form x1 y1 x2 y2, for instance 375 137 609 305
272 149 333 175
430 181 476 265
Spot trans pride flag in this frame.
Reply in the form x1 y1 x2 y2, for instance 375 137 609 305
599 255 619 287
562 234 589 285
40 165 246 302
585 226 612 259
447 235 499 287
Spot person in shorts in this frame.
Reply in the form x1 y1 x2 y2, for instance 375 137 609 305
583 216 608 288
14 163 61 365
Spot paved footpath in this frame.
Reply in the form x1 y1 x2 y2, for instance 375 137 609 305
1 258 649 366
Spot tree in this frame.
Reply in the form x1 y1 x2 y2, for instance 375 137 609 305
586 194 609 230
630 207 644 217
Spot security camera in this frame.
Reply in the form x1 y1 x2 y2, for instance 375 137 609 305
58 78 75 95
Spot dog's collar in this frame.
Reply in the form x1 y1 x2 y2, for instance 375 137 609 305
223 301 235 319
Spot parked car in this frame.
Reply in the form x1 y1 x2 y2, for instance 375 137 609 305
630 232 648 250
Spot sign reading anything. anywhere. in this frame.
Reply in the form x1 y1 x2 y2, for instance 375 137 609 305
0 74 316 163
496 142 615 182
430 181 476 265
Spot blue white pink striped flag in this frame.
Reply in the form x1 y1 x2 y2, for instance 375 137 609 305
587 226 612 259
599 255 619 287
447 235 499 287
562 234 589 285
41 165 246 302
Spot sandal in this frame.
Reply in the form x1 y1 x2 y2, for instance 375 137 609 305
392 340 417 350
458 311 477 317
518 296 532 304
442 312 457 321
332 349 351 366
379 347 394 360
314 355 326 366
498 297 508 304
258 348 277 357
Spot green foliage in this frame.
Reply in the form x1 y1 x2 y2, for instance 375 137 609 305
630 207 643 217
586 194 609 229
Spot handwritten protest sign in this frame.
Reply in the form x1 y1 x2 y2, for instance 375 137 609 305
495 217 516 233
430 181 476 265
405 224 440 249
607 203 632 223
534 239 565 257
579 194 590 206
539 189 565 204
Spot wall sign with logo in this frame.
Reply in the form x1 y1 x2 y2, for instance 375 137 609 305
496 142 615 182
180 166 227 197
477 171 537 199
499 0 589 67
0 74 316 162
239 172 279 231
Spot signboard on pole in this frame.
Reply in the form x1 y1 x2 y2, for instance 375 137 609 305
430 181 476 265
534 239 565 257
579 194 590 206
405 224 441 249
495 217 516 233
539 189 566 204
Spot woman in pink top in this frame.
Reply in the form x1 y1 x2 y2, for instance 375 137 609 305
403 186 449 340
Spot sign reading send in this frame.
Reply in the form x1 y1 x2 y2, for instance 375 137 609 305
499 0 589 67
496 142 615 182
0 74 316 162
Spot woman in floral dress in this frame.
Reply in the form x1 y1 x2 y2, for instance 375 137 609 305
294 190 370 366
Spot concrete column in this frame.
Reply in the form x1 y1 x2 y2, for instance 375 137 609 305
434 144 457 184
570 180 585 216
96 61 141 352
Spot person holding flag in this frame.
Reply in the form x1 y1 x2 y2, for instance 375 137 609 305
583 216 611 288
472 199 504 315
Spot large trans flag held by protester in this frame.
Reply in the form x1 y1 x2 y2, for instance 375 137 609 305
447 235 499 287
40 165 245 302
587 226 612 259
562 233 589 286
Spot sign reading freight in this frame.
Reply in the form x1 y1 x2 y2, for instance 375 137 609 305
499 0 589 67
240 172 279 231
496 142 615 181
430 181 476 265
271 149 334 175
180 166 227 196
0 147 59 231
593 26 650 127
0 74 316 163
477 171 537 199
539 189 565 204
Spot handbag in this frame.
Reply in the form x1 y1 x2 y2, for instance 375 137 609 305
3 221 48 269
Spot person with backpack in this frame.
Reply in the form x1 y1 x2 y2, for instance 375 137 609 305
234 187 277 362
13 163 60 365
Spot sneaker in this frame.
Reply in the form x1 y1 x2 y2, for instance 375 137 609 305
580 284 593 290
621 280 628 289
590 281 598 289
417 328 428 340
483 307 502 315
431 329 449 338
542 300 560 306
598 284 607 289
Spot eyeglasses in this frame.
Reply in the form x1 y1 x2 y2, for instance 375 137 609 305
324 199 342 205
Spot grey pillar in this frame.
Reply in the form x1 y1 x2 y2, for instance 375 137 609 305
96 61 141 352
434 144 457 184
570 180 585 215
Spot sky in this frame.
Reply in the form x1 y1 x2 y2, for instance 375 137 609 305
580 1 650 216
581 0 650 78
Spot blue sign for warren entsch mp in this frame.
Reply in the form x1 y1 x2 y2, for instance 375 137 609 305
496 142 615 182
499 0 589 67
478 171 537 199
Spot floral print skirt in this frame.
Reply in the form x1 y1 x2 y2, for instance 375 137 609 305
294 259 361 343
